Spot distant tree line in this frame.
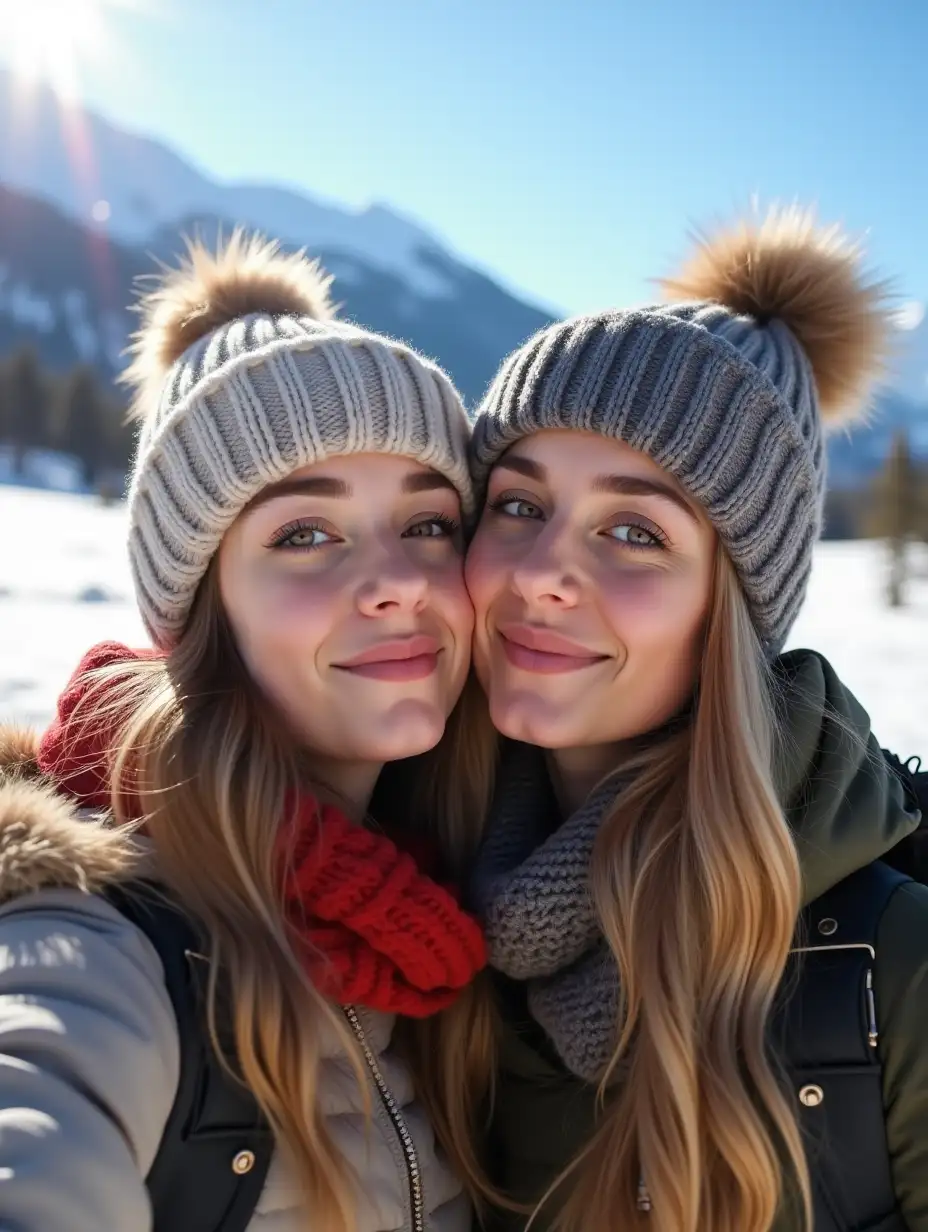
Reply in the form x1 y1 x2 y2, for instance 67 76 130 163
0 344 134 494
2 344 926 564
861 429 928 607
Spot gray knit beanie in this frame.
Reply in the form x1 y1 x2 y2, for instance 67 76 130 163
121 231 474 650
472 207 892 655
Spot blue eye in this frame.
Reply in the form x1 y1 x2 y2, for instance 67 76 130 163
492 498 544 519
605 522 665 549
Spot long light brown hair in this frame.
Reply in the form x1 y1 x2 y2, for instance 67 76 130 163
527 547 811 1232
76 561 500 1230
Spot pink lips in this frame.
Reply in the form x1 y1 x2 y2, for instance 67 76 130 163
334 635 441 682
498 623 609 676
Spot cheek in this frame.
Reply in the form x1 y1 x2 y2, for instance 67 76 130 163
599 566 708 654
464 530 511 621
428 559 475 643
590 566 710 738
226 570 338 679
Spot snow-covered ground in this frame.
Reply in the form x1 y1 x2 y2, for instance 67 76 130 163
0 487 148 728
1 486 926 755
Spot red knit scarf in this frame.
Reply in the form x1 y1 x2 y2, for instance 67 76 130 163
37 641 486 1018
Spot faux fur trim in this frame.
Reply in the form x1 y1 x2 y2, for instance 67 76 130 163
0 725 42 778
0 724 138 903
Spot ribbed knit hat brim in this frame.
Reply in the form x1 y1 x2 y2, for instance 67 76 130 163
473 306 817 655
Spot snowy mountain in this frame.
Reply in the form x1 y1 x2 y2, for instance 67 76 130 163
0 183 136 376
0 69 471 300
0 70 552 404
0 178 555 405
828 386 928 487
0 67 926 471
888 306 928 404
817 306 928 485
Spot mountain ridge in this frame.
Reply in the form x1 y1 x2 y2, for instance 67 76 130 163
0 67 925 480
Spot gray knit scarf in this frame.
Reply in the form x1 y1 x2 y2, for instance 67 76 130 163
470 742 627 1083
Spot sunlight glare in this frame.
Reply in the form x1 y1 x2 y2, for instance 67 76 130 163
0 0 118 100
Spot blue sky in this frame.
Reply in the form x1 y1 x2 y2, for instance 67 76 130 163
2 0 926 316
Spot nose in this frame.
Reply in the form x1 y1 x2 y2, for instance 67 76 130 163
355 549 430 617
511 528 581 610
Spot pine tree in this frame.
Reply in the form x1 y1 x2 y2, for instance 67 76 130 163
55 364 108 489
882 429 915 607
97 394 135 502
917 461 928 545
0 346 49 474
107 400 136 473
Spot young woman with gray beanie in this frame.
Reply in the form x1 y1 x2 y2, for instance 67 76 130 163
465 208 928 1231
0 233 498 1232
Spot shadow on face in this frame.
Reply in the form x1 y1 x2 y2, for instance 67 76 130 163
217 453 474 773
466 429 717 764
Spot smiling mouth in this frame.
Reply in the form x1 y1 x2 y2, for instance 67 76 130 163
498 630 609 676
334 637 442 682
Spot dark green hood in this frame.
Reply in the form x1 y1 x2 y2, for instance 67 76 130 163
773 649 920 905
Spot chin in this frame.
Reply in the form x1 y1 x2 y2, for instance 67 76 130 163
487 691 581 749
362 698 447 761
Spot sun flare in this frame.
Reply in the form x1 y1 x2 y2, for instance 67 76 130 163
0 0 127 99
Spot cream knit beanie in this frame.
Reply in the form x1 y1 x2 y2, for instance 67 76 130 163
121 231 474 650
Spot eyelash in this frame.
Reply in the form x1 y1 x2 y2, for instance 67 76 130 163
488 494 668 551
266 514 460 552
412 513 460 539
267 518 334 551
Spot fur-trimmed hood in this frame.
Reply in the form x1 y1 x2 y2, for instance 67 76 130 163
0 725 139 904
0 735 473 1232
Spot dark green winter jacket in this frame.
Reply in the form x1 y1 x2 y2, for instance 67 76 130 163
476 650 928 1231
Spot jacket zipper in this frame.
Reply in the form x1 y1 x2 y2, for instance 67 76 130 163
343 1005 424 1232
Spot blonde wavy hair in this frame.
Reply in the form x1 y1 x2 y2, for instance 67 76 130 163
525 546 811 1232
75 561 500 1231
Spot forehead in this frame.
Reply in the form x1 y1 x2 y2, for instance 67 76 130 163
500 429 684 488
285 453 438 483
242 453 460 513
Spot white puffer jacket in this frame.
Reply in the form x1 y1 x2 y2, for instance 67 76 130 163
0 746 471 1232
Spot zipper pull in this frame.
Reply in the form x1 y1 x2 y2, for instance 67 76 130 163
866 968 878 1048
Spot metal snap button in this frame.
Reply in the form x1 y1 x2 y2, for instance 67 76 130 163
232 1149 256 1175
817 917 838 936
799 1084 824 1107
